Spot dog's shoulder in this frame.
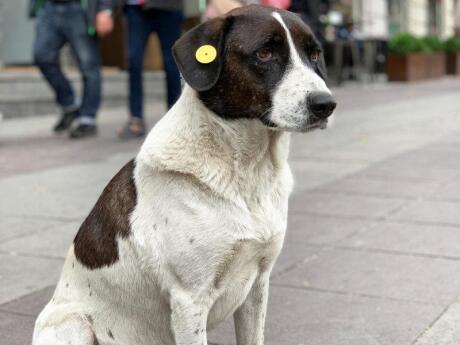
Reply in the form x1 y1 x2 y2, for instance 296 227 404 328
74 159 137 270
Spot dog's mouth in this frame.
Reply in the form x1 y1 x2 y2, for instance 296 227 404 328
262 116 329 133
302 119 328 132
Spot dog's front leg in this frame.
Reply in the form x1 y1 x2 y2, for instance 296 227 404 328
171 293 208 345
233 274 269 345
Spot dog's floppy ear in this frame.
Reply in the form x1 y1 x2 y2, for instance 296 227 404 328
173 16 233 92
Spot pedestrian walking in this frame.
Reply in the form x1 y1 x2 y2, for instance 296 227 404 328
30 0 114 139
205 0 260 19
288 0 331 43
117 0 183 139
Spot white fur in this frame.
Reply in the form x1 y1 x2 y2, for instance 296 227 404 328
269 12 332 130
33 85 293 345
32 13 336 344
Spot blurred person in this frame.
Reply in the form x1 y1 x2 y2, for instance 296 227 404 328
289 0 331 43
205 0 260 19
30 0 114 139
117 0 183 139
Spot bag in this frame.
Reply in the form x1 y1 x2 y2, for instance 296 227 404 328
261 0 291 9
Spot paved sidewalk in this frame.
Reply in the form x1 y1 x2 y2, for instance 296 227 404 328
1 78 460 345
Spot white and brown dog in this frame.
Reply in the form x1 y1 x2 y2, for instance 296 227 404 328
33 5 336 345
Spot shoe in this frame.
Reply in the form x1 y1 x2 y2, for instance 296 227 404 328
53 109 79 133
69 124 97 139
117 118 146 139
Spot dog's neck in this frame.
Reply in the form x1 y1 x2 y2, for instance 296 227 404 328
137 85 291 201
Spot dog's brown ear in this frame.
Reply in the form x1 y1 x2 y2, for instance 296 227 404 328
173 16 233 92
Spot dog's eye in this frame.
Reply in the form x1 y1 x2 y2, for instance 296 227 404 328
311 51 320 62
256 48 273 62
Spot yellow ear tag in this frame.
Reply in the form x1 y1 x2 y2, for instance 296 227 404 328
195 45 217 64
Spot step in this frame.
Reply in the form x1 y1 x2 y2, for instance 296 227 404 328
0 68 165 119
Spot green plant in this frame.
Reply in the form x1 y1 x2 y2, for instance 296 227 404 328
422 36 444 52
444 37 460 53
388 33 431 54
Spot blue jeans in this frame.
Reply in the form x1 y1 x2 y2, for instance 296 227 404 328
126 5 183 118
33 2 101 122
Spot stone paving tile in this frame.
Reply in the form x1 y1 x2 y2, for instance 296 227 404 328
0 102 164 178
430 179 460 202
0 158 129 220
390 200 460 227
0 216 61 242
272 242 322 278
318 174 440 199
208 285 443 345
291 144 393 165
0 286 54 317
272 247 460 305
328 78 460 113
289 159 366 178
289 159 366 195
436 135 460 145
0 131 140 179
392 146 460 169
339 222 460 259
289 192 406 220
0 221 78 259
0 310 36 345
0 120 136 180
361 156 459 182
286 213 371 245
0 253 62 304
0 284 442 345
1 80 460 344
414 297 460 345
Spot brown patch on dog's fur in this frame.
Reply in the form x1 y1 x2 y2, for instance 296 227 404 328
74 160 137 269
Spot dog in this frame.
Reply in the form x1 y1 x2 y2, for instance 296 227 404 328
33 5 336 345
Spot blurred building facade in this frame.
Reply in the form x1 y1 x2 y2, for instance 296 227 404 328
0 0 35 66
0 0 204 67
0 0 459 67
388 0 456 37
340 0 458 39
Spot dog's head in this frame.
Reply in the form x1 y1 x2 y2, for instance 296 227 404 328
173 5 336 132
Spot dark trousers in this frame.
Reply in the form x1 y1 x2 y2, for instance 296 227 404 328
125 5 183 118
33 2 101 121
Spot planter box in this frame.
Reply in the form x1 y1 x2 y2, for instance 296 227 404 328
425 53 446 78
446 52 460 75
386 53 427 81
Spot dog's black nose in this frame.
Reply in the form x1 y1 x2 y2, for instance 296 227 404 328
308 92 337 119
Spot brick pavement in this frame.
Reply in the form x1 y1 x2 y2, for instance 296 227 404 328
1 77 460 345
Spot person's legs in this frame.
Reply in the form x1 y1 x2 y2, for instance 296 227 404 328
126 6 150 120
117 5 150 139
64 3 101 129
33 2 78 131
153 10 183 109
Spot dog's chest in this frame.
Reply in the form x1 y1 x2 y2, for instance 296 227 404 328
155 183 288 275
133 167 290 286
